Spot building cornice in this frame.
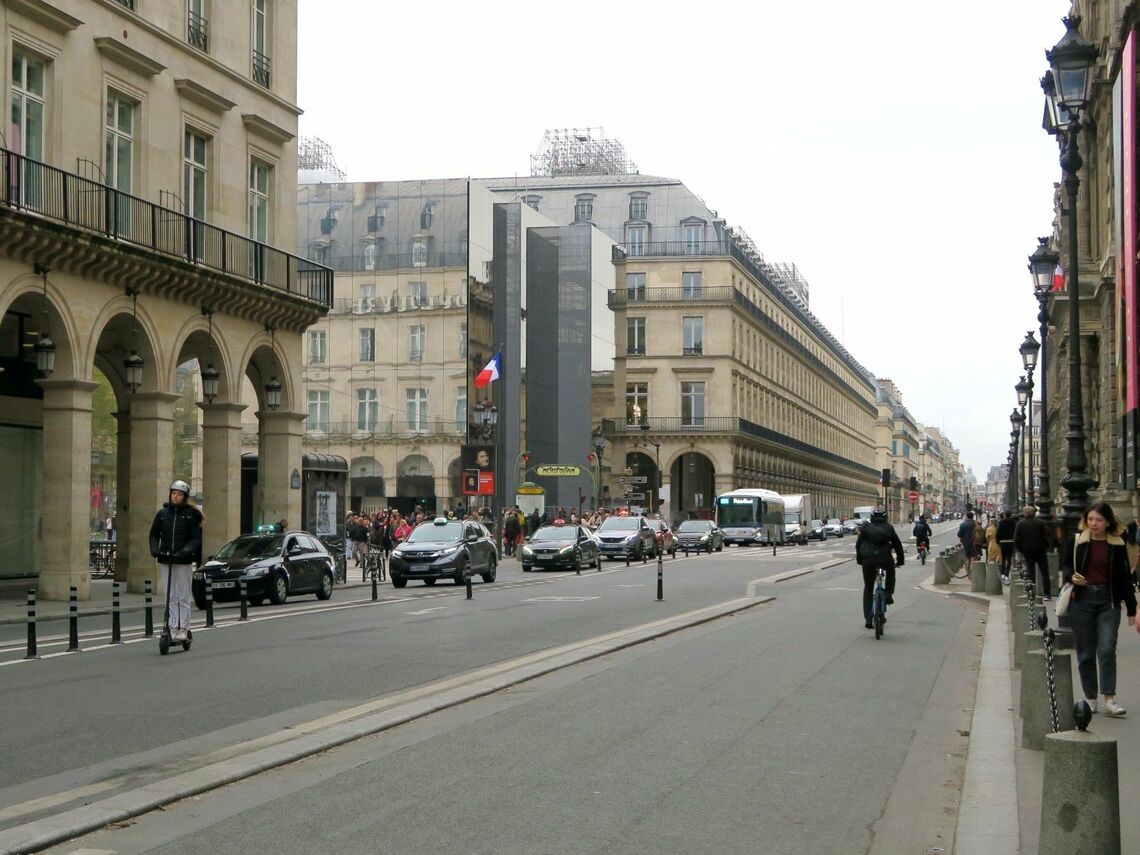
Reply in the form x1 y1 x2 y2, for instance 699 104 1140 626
94 36 165 77
175 78 237 113
6 0 82 32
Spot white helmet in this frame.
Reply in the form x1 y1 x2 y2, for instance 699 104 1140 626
170 480 191 496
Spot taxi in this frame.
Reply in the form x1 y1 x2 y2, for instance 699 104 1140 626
520 519 599 572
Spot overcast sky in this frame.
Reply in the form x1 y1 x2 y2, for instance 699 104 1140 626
298 0 1071 480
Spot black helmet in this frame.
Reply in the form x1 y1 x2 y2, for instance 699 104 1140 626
870 509 888 521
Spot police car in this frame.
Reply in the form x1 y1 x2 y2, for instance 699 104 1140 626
520 520 599 572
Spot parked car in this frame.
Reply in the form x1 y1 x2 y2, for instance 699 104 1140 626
192 531 336 608
807 519 827 541
841 519 860 535
521 521 599 572
650 519 676 557
389 518 498 587
594 515 657 561
824 518 845 538
675 519 724 553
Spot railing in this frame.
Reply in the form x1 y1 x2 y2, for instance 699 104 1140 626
1 147 332 307
607 285 733 307
253 50 271 87
614 240 737 260
310 250 469 273
112 0 134 8
627 346 645 356
187 11 209 52
304 419 465 438
682 345 703 356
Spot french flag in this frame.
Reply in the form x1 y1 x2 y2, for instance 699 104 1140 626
1052 264 1065 292
474 353 501 389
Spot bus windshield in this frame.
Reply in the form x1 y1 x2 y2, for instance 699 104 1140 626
718 498 759 527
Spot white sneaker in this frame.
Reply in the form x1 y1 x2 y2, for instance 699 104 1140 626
1104 700 1126 717
1086 698 1099 714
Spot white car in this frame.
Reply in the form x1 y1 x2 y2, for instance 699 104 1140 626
824 518 845 538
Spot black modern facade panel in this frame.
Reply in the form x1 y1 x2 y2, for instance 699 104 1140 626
491 203 523 510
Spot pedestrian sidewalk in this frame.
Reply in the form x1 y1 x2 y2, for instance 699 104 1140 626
0 575 373 625
929 566 1140 853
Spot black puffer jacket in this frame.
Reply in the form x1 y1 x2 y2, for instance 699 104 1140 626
856 518 904 568
149 502 204 565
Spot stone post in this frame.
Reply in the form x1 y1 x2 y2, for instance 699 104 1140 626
257 410 305 531
126 392 178 593
1021 647 1074 750
1039 730 1120 854
199 401 246 556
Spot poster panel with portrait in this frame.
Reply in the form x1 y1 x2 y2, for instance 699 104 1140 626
314 490 336 536
461 444 495 495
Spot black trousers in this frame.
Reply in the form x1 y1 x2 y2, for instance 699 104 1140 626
1022 550 1051 598
999 542 1014 574
862 563 896 621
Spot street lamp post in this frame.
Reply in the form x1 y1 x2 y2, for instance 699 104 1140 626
1044 16 1100 538
591 426 606 509
1028 238 1056 524
1016 375 1032 504
1013 409 1027 508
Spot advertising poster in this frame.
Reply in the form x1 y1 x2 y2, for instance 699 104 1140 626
461 445 495 496
314 490 336 535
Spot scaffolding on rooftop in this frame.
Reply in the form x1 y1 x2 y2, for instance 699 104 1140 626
530 127 637 177
298 136 346 180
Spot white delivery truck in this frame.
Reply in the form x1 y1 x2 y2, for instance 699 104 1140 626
782 494 812 544
852 506 877 527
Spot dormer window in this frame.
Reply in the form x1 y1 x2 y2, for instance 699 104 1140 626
574 194 595 223
629 192 648 220
411 236 428 267
367 207 385 232
680 217 706 254
421 202 436 229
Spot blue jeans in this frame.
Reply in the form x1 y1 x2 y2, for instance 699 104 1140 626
1069 586 1121 699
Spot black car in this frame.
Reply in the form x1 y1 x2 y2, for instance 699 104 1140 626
389 518 498 587
675 519 724 553
192 531 335 608
521 522 599 572
594 515 657 561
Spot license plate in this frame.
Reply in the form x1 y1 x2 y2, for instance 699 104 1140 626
213 581 235 589
408 564 430 571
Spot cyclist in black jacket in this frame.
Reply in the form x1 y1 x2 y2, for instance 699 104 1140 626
855 510 904 629
912 515 932 554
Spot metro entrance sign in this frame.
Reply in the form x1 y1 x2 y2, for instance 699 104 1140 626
907 490 919 503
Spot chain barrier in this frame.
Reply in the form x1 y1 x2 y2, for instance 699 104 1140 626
1040 612 1061 733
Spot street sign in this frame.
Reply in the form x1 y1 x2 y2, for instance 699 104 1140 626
535 465 581 476
625 492 646 501
619 475 648 484
907 490 919 502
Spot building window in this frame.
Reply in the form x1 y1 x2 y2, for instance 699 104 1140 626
409 324 425 361
359 282 375 312
682 271 702 299
306 390 329 432
411 237 428 267
626 382 648 424
459 321 468 357
308 330 326 364
188 0 209 51
11 49 45 206
421 202 435 229
105 91 134 230
626 225 647 257
356 388 378 431
249 158 270 243
681 382 706 426
455 386 467 432
625 272 646 300
627 317 646 355
409 280 427 307
183 129 208 220
406 388 428 432
629 195 647 220
682 317 703 355
683 223 703 254
574 195 594 222
359 327 375 362
252 0 270 87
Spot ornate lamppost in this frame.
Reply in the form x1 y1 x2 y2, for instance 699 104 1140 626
1016 375 1032 503
1027 238 1056 523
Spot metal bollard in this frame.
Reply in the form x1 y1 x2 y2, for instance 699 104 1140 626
371 567 378 601
239 579 249 621
657 551 663 601
626 553 630 567
67 586 79 652
466 568 472 600
111 581 123 644
204 577 214 628
772 542 777 557
144 579 154 637
642 547 647 565
24 588 38 659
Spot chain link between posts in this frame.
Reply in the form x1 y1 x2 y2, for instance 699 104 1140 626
1043 625 1061 733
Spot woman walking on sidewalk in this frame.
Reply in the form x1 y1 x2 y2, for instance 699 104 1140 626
1061 502 1137 717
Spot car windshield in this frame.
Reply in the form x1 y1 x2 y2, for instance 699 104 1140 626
677 521 710 533
532 527 577 542
827 519 841 525
215 536 283 560
598 517 640 531
405 522 463 543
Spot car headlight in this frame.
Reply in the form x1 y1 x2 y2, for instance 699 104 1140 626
244 566 270 578
521 546 534 557
439 545 461 556
558 545 575 555
625 534 640 543
699 535 709 542
391 548 404 559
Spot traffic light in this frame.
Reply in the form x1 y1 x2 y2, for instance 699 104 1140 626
881 468 891 487
909 476 918 492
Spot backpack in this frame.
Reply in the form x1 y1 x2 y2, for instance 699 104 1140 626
857 524 895 566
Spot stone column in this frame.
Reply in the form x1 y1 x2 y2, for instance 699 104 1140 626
258 410 305 530
199 401 246 556
37 380 98 600
113 410 131 583
126 392 178 593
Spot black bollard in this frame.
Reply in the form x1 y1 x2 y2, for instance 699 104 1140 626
67 586 79 652
111 581 122 644
626 552 630 567
657 551 664 601
24 588 37 659
204 577 214 628
144 579 154 637
642 546 648 565
466 568 473 600
239 579 249 621
372 567 378 601
773 542 777 557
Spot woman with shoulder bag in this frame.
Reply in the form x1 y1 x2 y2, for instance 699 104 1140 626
1061 502 1138 716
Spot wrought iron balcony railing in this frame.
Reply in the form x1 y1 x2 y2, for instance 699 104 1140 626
607 285 733 307
1 147 332 306
187 11 208 51
303 419 465 438
253 50 271 88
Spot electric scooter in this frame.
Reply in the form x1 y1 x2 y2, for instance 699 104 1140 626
158 560 192 655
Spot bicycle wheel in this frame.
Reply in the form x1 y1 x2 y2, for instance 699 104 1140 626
873 590 885 639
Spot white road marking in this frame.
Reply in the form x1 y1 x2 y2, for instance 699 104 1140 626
525 596 601 603
405 607 447 615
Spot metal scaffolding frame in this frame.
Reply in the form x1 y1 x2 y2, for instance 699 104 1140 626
530 128 637 177
298 136 346 180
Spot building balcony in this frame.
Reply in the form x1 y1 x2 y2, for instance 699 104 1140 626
607 285 734 307
302 419 465 439
1 148 332 322
253 50 271 88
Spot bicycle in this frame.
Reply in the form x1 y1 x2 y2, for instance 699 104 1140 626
871 567 888 640
365 544 386 583
916 540 928 565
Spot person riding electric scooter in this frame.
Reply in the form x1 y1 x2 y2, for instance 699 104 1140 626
149 479 203 654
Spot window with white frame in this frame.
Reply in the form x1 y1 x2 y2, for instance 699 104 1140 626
359 282 375 311
626 225 647 257
409 280 427 307
574 194 594 222
12 49 46 207
409 324 425 361
629 194 648 220
306 390 329 432
681 381 706 426
411 237 428 267
682 271 702 298
625 272 646 300
459 321 468 357
183 129 208 221
626 382 648 424
627 317 646 355
359 327 375 362
308 330 326 364
356 388 378 431
682 223 703 254
682 317 703 355
249 157 270 243
252 0 270 86
454 386 467 431
406 388 428 432
105 91 134 194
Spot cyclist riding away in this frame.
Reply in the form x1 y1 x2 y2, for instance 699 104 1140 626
912 514 932 560
856 509 905 629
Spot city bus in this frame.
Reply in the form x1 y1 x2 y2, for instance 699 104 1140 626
716 488 786 546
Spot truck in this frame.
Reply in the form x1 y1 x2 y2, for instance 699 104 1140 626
852 506 877 527
781 494 812 544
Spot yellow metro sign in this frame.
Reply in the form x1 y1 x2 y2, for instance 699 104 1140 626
535 464 581 477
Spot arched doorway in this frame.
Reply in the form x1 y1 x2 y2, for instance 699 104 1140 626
669 451 716 521
350 456 385 513
396 453 436 515
624 451 658 515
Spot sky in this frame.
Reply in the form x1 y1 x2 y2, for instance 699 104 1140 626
297 0 1072 481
